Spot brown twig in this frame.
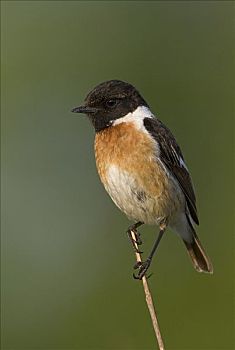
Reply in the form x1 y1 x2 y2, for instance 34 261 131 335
130 229 165 350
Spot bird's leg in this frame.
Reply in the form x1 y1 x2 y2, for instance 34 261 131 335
134 221 167 280
127 221 143 253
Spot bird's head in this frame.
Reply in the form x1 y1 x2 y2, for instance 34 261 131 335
71 80 148 132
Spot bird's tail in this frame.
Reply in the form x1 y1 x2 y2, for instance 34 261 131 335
184 233 213 274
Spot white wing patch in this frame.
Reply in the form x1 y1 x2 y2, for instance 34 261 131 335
179 156 188 171
170 144 188 171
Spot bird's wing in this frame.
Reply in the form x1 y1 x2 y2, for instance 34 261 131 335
144 117 199 225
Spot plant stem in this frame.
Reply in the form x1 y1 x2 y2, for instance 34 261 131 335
130 229 165 350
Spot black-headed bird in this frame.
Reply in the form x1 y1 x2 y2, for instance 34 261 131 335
72 80 213 279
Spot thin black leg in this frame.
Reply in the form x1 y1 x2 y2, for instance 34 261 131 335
134 226 166 280
127 222 143 253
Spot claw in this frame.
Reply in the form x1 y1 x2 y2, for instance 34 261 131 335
132 245 143 254
127 230 143 254
133 258 152 280
133 272 142 280
132 271 152 280
134 232 142 246
133 261 142 269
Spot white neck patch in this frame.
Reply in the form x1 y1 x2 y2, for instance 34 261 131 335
112 106 153 132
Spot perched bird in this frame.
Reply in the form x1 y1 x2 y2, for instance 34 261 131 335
72 80 213 279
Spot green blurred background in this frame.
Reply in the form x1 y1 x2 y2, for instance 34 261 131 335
1 1 234 349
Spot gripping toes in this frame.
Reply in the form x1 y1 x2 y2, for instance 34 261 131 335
133 258 151 280
127 229 143 254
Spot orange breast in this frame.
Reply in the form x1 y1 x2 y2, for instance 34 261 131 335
95 122 165 196
94 122 184 224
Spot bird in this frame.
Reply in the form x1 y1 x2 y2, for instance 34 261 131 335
72 80 213 279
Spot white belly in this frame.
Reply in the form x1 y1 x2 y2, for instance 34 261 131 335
105 164 169 225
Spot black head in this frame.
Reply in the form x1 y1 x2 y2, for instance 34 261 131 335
71 80 149 132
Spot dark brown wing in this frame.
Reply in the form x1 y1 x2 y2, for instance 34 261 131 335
144 117 199 225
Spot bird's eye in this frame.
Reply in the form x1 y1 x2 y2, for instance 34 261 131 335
106 99 118 108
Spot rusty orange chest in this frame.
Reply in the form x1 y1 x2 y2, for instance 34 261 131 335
94 122 184 225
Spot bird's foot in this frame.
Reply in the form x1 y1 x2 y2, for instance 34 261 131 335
134 231 142 246
133 258 152 280
127 226 143 254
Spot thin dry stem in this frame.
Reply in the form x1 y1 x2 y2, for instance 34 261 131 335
130 229 165 350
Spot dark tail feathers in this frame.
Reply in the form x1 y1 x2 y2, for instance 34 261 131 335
184 233 213 274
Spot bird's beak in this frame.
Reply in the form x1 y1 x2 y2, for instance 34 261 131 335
71 105 97 114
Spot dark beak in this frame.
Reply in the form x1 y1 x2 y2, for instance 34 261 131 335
71 105 97 114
